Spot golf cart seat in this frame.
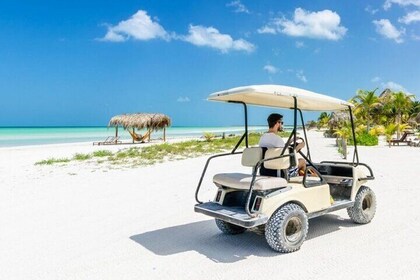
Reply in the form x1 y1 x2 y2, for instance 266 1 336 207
213 147 292 191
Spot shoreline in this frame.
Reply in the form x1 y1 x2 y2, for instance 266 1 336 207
0 125 271 148
0 136 199 151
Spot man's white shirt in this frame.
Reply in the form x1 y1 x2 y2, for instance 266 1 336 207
258 132 285 148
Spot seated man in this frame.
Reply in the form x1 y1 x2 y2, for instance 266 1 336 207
259 113 306 177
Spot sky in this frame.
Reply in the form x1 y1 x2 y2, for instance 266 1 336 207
0 0 419 126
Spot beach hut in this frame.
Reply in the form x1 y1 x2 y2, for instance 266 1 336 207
328 111 350 128
108 113 171 143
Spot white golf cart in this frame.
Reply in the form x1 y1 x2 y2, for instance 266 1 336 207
194 85 376 253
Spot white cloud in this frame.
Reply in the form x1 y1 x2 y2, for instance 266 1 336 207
296 70 308 83
226 0 250 14
373 19 405 43
101 10 169 42
100 10 255 54
257 26 277 34
365 5 379 15
181 25 255 53
258 8 347 40
295 41 305 48
263 64 278 74
177 96 190 102
383 0 420 10
371 76 381 83
399 10 420 24
101 30 126 42
381 81 407 92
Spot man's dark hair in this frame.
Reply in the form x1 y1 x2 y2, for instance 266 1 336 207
267 113 283 128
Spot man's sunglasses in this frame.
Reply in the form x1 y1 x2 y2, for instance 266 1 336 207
278 121 284 124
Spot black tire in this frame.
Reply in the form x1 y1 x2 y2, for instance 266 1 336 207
347 186 376 224
265 203 308 253
215 219 246 235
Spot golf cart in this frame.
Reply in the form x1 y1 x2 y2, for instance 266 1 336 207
194 85 376 253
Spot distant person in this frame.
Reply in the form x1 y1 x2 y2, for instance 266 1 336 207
259 113 306 177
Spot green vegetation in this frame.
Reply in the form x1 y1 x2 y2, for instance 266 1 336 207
35 158 70 165
334 124 352 159
35 131 293 167
352 89 380 132
93 150 113 157
349 132 378 146
317 112 331 129
73 153 92 161
306 120 317 130
384 123 398 148
316 89 419 149
203 132 216 142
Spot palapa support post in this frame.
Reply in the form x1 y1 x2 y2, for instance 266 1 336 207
163 127 166 142
115 126 118 143
132 128 135 143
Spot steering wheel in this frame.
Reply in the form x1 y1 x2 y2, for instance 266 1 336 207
289 137 305 152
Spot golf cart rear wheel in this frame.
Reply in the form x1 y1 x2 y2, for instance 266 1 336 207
215 219 246 235
347 186 376 224
265 203 308 253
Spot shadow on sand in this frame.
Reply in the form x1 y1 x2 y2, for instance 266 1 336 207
130 214 359 263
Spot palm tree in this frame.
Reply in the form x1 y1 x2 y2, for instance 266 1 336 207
351 89 380 132
410 100 420 115
391 91 415 138
384 123 398 148
317 112 331 129
409 101 420 126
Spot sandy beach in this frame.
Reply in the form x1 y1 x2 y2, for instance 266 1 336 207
1 130 419 280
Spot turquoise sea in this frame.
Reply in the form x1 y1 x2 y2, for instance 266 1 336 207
0 126 280 147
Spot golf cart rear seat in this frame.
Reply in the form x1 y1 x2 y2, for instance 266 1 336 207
213 147 292 191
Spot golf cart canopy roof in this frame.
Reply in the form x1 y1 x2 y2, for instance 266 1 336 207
208 84 353 111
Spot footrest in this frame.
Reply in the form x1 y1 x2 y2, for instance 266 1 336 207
194 202 268 228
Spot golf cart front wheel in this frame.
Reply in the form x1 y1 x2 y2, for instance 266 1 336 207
347 186 377 224
265 203 308 253
215 219 246 235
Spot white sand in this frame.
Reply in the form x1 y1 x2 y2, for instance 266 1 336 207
1 131 419 279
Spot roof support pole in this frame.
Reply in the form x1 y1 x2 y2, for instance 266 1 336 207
244 102 248 148
293 97 298 149
298 108 311 161
228 101 248 150
349 106 359 165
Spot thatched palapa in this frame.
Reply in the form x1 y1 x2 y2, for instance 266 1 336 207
108 113 171 142
109 113 171 130
328 111 350 128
